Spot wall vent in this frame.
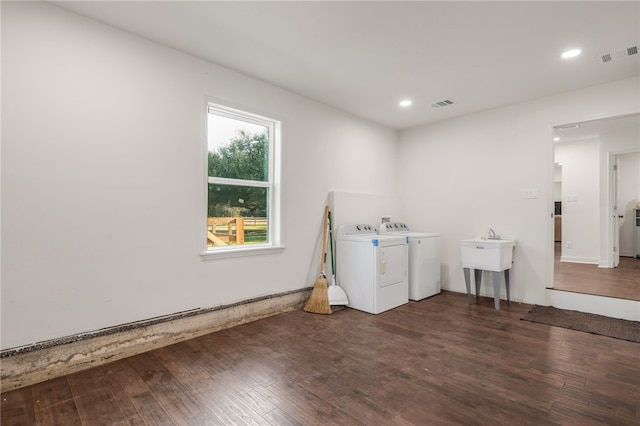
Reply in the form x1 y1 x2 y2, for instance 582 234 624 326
431 99 455 108
598 44 639 64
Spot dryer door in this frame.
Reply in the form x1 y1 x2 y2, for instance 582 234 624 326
379 244 407 287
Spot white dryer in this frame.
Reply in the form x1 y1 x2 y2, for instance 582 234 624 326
379 222 441 301
336 224 409 314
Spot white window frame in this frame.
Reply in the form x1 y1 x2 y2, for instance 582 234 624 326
200 102 283 260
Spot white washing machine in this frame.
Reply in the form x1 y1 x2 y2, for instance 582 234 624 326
336 224 409 314
379 222 441 301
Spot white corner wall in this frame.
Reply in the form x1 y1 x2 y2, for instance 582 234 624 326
397 76 640 306
1 2 398 349
555 138 600 263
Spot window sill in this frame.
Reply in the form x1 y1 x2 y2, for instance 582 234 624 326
200 245 285 261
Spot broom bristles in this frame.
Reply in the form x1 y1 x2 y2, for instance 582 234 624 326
303 274 332 314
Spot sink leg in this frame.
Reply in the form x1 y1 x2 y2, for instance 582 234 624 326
463 268 472 304
492 271 501 310
505 269 510 305
474 269 482 300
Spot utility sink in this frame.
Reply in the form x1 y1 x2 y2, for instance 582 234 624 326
461 238 516 272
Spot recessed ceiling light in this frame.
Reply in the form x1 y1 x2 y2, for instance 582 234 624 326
399 99 412 107
561 49 582 59
553 137 560 142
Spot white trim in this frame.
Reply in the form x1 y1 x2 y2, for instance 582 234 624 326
606 152 616 268
547 124 556 289
546 288 640 321
200 245 285 260
598 260 614 268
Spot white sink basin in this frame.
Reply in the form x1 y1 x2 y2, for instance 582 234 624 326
461 238 516 272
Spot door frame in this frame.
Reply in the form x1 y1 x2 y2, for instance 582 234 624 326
608 153 620 268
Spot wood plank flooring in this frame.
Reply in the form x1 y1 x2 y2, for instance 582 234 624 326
2 291 639 425
553 242 640 301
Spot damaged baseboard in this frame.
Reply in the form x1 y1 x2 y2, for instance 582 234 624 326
1 288 311 393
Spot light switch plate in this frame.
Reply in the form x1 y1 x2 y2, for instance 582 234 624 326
523 189 540 199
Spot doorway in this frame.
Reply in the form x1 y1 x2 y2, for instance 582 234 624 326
551 113 640 301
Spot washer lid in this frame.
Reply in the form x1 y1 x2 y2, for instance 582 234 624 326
397 231 440 238
379 222 439 238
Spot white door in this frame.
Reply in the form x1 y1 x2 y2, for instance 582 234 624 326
379 244 407 287
410 237 441 300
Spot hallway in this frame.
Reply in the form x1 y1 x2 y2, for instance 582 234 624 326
553 243 640 301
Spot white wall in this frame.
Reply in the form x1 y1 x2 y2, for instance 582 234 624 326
553 163 562 202
555 138 600 263
397 77 640 305
330 191 403 233
1 2 398 349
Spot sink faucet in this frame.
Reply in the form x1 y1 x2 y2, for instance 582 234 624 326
488 228 496 239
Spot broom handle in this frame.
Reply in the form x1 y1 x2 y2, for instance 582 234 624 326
320 205 329 276
328 210 335 278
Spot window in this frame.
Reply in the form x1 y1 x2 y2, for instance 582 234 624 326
203 103 282 258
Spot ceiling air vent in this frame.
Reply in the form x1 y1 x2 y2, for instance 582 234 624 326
431 99 455 108
598 44 639 64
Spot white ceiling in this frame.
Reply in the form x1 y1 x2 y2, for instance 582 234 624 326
52 1 640 130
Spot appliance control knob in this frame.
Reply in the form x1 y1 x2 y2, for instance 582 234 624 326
356 225 361 231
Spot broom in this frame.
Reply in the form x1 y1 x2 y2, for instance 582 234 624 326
303 205 332 314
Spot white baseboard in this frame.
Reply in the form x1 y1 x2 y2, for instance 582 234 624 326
560 256 599 264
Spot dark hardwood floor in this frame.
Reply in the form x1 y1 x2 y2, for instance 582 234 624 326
2 291 639 425
553 242 640 301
